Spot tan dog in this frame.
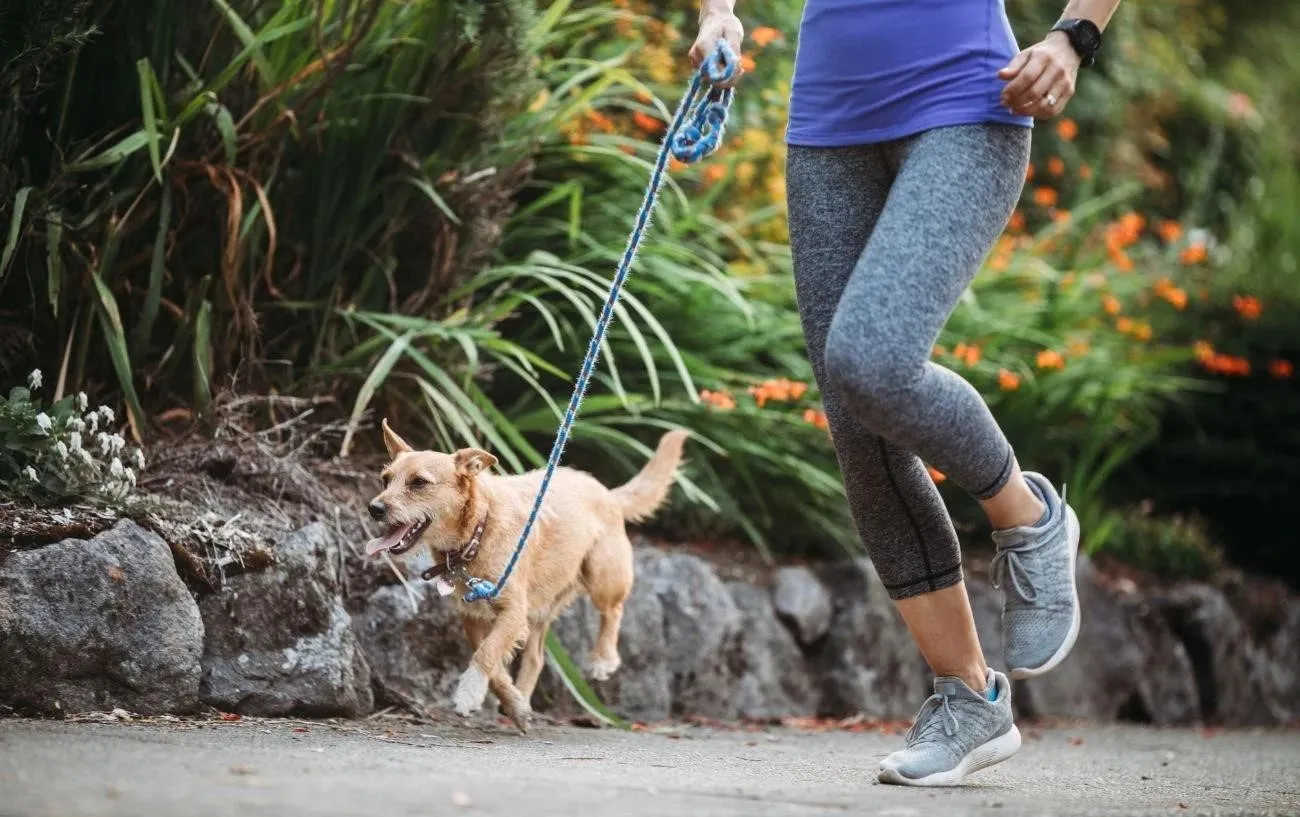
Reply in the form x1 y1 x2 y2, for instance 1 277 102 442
365 419 687 731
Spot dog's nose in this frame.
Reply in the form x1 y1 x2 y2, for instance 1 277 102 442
368 500 387 521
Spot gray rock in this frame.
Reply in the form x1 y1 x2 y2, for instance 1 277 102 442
1019 557 1199 726
1261 599 1300 724
353 582 471 711
1160 583 1282 726
541 567 674 723
0 519 203 715
199 523 372 717
637 549 744 718
728 581 819 719
771 566 833 646
812 558 929 719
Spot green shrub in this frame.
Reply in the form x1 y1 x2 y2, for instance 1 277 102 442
1092 506 1224 581
0 370 146 505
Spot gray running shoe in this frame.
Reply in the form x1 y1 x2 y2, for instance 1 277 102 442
878 670 1021 787
991 471 1082 679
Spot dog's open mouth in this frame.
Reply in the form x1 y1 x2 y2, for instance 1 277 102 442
365 517 431 557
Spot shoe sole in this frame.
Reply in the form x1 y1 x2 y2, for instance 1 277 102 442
1008 505 1082 680
877 725 1022 787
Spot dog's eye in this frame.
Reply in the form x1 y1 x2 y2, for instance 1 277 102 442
380 474 391 488
408 476 427 490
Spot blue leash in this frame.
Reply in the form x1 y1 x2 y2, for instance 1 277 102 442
460 42 739 603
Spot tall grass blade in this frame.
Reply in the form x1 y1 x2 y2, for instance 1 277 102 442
1 187 32 283
543 631 629 729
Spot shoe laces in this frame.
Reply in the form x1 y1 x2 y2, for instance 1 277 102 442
990 485 1067 603
905 683 961 745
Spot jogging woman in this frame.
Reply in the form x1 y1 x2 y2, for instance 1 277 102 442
689 0 1121 787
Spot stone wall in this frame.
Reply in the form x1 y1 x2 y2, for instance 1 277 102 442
3 519 1297 726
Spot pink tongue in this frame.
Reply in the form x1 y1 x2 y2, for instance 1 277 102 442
366 523 414 556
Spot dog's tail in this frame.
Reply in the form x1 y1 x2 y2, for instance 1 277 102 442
611 429 689 523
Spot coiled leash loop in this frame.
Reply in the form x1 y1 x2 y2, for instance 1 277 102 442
459 41 739 603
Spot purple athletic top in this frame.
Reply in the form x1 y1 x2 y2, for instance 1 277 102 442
786 0 1034 146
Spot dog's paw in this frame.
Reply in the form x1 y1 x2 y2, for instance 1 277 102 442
452 665 489 717
587 654 621 681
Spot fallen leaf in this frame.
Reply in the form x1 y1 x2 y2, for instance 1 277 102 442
293 727 309 733
219 712 241 722
107 566 126 582
1178 804 1189 810
229 765 255 776
1068 736 1084 746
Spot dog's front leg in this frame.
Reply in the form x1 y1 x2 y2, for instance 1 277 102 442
454 598 530 727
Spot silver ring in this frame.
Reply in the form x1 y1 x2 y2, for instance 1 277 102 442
1045 93 1058 107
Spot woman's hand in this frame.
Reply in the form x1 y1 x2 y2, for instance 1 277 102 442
997 31 1081 119
689 9 745 87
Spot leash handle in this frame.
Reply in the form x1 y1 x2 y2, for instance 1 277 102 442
461 42 737 604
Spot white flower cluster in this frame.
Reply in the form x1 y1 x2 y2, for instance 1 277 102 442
12 370 147 504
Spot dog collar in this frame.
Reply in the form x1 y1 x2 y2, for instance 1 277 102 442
420 515 488 583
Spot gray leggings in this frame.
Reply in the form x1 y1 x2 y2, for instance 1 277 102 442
786 123 1031 600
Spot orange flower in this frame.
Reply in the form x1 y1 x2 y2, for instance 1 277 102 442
932 345 947 358
748 378 808 407
803 408 829 430
1032 186 1058 207
1056 118 1078 142
1116 316 1135 334
1078 163 1093 180
1102 294 1122 315
702 164 728 184
1132 321 1153 342
1047 157 1066 177
1233 295 1262 320
1161 286 1188 310
1180 242 1208 265
1193 341 1216 364
750 26 782 47
1111 250 1134 272
1007 210 1026 232
997 368 1021 391
1036 349 1065 370
740 54 757 72
633 111 663 134
1157 220 1184 244
1201 353 1251 377
927 465 947 484
699 389 736 411
1226 91 1255 121
952 342 982 367
585 110 616 133
668 157 687 173
1067 339 1091 356
1269 359 1294 379
1025 163 1036 182
1052 209 1071 224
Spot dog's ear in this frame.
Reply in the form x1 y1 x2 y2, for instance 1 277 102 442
454 448 497 477
381 418 413 458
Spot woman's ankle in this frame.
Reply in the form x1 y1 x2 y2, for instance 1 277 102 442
980 469 1046 530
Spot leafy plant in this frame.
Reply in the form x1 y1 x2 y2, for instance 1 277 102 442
0 370 146 505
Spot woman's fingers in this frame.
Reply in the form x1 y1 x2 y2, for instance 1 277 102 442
999 45 1077 119
690 13 745 86
999 50 1045 106
1010 70 1058 116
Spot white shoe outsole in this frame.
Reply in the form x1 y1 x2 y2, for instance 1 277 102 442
877 726 1023 787
1008 506 1082 680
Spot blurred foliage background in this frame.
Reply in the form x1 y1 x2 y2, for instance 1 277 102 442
1 0 1297 586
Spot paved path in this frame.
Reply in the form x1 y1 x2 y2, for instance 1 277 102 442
1 717 1297 816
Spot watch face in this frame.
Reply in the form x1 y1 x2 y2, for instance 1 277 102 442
1075 21 1102 52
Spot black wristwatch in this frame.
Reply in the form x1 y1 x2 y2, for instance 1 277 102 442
1050 18 1103 68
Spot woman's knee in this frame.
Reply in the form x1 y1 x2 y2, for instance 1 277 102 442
822 320 919 415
